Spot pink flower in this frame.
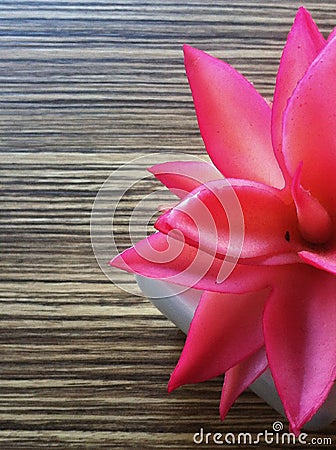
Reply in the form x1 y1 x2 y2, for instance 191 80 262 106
110 7 336 434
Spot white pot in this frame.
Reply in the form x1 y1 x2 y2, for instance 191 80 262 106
136 275 336 431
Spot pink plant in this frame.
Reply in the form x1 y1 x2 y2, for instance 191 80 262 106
111 7 336 434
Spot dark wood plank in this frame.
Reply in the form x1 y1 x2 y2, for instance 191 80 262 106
1 1 335 448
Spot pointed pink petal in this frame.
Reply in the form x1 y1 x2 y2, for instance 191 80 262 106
220 348 268 420
110 232 292 294
327 28 336 42
244 252 300 266
264 265 336 434
282 36 336 211
291 163 333 244
183 45 284 188
168 290 268 391
272 7 325 185
155 179 301 261
148 160 223 198
299 249 336 275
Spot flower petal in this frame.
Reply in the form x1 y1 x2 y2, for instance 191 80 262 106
148 160 223 198
155 179 301 261
220 347 268 420
264 265 336 434
183 45 284 188
327 27 336 42
168 290 268 391
110 232 290 294
299 249 336 275
291 163 333 244
282 35 336 211
272 7 325 185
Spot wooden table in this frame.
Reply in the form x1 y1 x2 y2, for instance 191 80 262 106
1 1 335 448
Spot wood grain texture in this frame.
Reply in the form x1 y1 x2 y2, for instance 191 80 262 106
1 1 335 448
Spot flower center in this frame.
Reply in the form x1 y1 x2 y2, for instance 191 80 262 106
291 165 333 245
